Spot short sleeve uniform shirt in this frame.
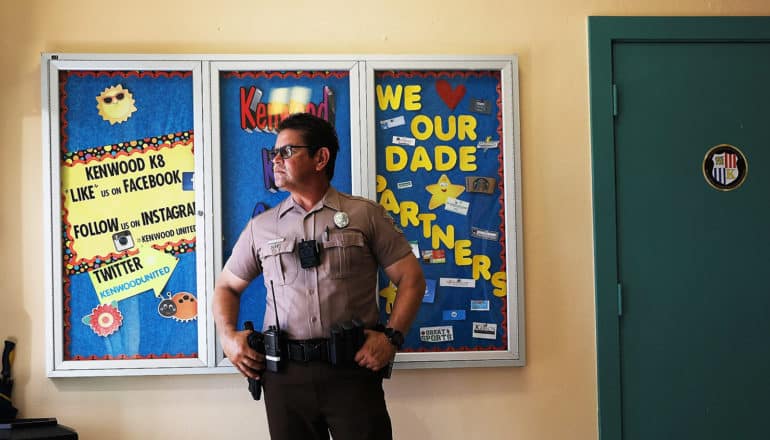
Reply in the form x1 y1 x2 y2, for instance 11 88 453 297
225 187 413 340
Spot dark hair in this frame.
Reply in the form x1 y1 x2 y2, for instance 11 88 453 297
277 113 340 180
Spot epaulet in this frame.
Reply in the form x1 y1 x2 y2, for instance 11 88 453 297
339 191 379 207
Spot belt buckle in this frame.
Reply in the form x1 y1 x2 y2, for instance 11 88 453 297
293 341 314 362
291 340 327 362
307 341 323 361
302 343 315 362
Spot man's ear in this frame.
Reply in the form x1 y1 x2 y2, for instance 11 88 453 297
315 147 330 172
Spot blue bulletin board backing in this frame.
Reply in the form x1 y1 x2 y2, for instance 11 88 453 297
373 70 509 353
217 70 352 331
44 55 522 377
59 71 199 360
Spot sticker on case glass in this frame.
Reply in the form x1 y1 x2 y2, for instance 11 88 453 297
440 278 475 288
469 98 492 115
409 241 420 258
420 325 454 343
472 322 497 340
466 176 496 194
182 172 194 191
445 197 469 216
470 300 490 311
470 98 492 115
392 135 416 146
443 310 466 321
703 144 748 191
477 138 499 150
422 249 446 264
380 116 406 130
471 227 499 241
422 279 437 304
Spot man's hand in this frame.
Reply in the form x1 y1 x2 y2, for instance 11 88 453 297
354 329 396 371
222 329 265 379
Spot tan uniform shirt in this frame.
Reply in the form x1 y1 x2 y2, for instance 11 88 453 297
225 187 413 340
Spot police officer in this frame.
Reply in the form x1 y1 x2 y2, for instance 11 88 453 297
213 112 426 440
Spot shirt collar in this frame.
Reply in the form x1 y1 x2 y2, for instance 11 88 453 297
321 187 342 211
277 186 341 218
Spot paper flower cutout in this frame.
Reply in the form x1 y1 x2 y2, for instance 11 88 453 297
89 303 123 337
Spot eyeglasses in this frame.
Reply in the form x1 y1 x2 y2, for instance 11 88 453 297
102 93 125 104
269 145 316 160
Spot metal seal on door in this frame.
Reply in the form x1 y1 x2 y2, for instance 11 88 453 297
702 144 748 191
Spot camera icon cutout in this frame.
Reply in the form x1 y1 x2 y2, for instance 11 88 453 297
112 230 135 252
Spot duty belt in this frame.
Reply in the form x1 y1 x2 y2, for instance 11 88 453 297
287 339 329 362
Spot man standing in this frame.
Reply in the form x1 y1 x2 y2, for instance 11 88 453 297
213 112 425 440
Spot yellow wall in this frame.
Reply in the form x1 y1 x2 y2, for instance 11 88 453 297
2 1 770 439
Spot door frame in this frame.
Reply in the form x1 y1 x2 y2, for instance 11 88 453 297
588 16 770 440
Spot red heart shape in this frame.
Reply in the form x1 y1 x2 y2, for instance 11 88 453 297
435 80 466 111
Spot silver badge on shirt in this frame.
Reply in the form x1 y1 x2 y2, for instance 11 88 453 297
333 211 349 228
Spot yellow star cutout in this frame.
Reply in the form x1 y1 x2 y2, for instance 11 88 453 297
425 174 465 210
379 282 397 314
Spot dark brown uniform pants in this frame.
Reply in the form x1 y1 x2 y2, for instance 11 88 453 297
262 361 392 440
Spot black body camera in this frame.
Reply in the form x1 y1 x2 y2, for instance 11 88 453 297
298 239 321 268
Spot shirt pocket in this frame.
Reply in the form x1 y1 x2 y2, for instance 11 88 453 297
259 239 298 286
322 230 367 279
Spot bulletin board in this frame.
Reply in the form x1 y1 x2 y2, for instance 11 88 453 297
366 60 523 368
42 55 523 377
43 58 207 375
209 61 360 366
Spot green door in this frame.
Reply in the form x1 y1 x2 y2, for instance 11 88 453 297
613 41 770 439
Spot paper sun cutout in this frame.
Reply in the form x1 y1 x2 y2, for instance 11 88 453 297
425 174 465 210
96 84 137 125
